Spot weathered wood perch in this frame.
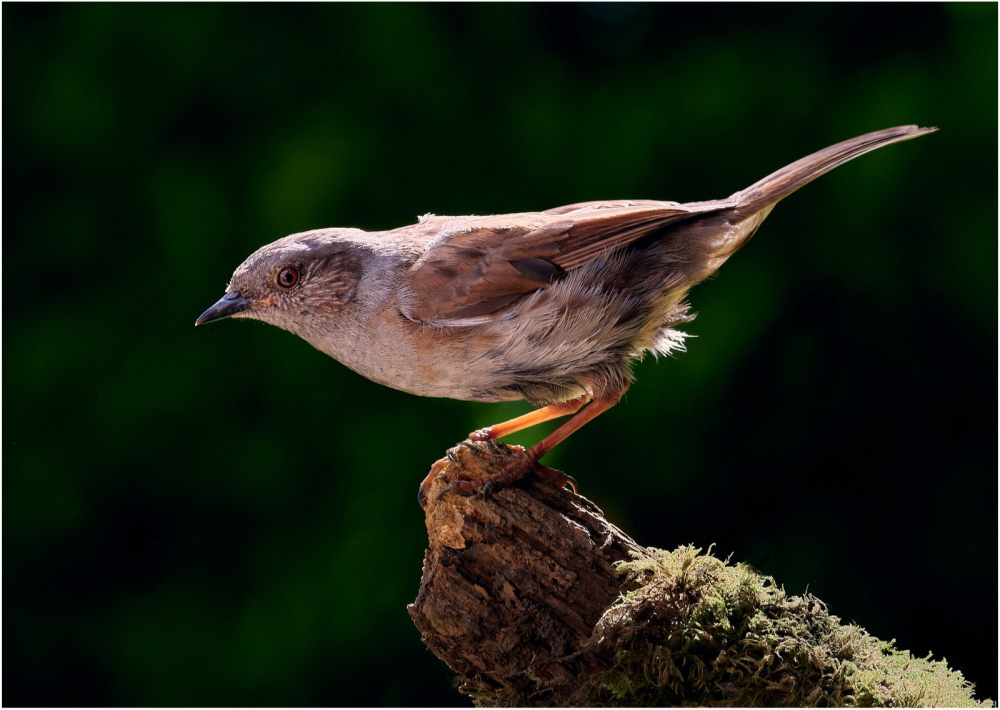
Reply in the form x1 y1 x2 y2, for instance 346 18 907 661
409 440 989 707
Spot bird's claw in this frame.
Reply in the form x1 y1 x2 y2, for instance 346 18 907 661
468 427 496 442
467 440 525 459
420 441 579 508
431 477 478 505
428 453 579 505
533 463 579 495
418 455 452 508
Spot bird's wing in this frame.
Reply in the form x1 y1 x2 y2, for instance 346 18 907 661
401 198 731 324
401 126 936 325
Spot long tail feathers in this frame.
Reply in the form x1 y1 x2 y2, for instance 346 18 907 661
729 125 937 217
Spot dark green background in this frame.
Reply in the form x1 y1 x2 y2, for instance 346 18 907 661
4 4 996 706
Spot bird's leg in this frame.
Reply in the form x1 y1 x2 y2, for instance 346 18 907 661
468 395 591 441
435 395 620 502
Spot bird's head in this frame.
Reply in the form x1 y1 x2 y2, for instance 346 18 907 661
195 229 363 335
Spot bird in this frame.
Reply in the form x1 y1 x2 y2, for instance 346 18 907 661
196 125 935 505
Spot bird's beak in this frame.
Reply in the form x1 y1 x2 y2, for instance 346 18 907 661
195 291 253 326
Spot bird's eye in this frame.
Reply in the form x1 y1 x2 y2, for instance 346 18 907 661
277 266 300 288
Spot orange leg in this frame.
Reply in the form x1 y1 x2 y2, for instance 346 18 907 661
469 395 591 441
436 395 621 502
523 396 618 461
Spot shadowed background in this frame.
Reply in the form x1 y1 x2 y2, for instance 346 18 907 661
3 4 996 706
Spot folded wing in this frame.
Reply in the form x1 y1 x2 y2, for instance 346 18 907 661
401 199 729 323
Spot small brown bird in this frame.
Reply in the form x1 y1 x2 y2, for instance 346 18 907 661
197 125 934 504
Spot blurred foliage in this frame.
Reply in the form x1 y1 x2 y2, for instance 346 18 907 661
3 4 996 706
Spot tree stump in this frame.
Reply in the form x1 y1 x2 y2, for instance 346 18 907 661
408 440 643 705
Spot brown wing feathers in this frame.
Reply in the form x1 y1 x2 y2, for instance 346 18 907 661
404 125 935 323
404 205 704 322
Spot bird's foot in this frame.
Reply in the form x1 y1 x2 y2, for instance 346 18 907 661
532 463 579 494
417 455 450 508
468 426 497 442
430 449 577 505
467 439 525 459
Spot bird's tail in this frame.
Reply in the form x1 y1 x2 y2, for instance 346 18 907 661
728 125 937 217
680 125 935 284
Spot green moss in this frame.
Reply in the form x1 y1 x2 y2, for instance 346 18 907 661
581 546 990 707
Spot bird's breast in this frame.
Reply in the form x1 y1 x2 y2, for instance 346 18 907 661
300 305 518 403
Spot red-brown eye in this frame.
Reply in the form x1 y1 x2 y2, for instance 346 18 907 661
278 267 300 288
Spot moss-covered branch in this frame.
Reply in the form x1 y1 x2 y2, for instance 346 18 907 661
409 441 990 707
585 546 986 707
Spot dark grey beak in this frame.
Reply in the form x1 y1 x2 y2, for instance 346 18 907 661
195 291 252 326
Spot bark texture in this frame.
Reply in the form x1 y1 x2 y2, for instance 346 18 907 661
408 440 643 705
